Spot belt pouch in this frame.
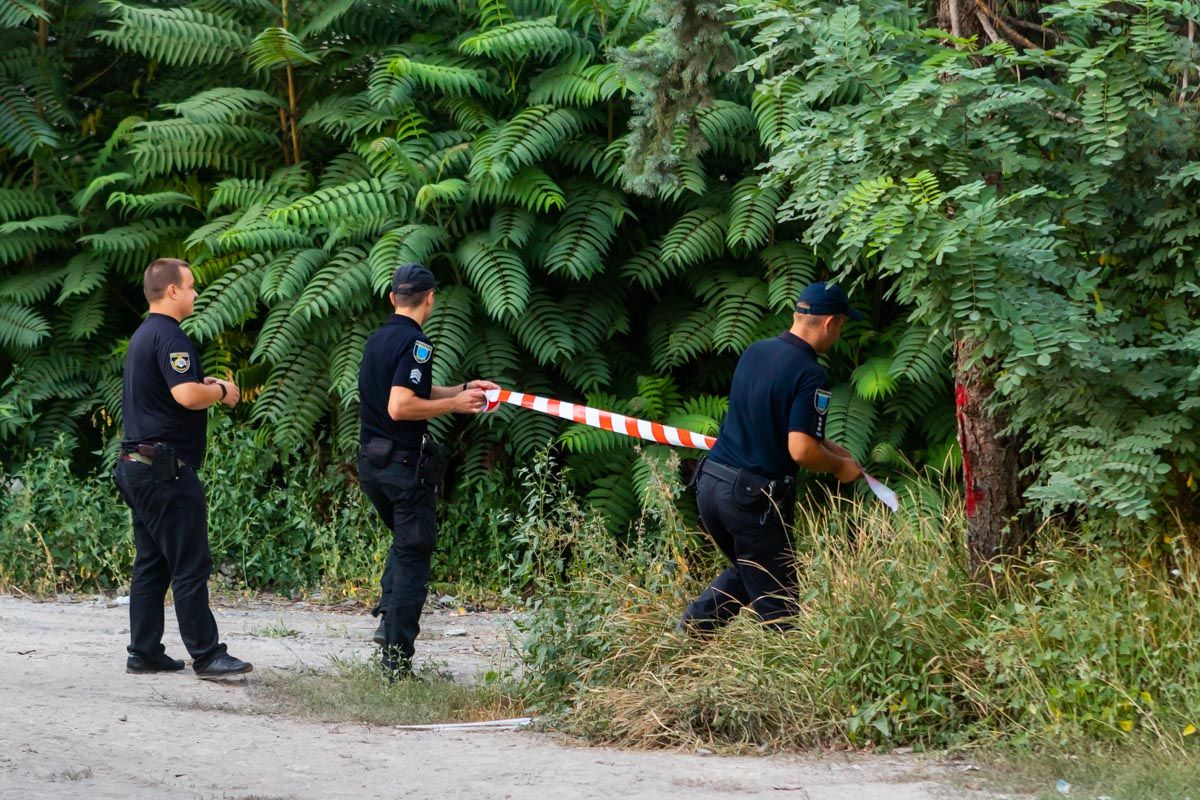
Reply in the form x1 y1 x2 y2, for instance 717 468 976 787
364 437 395 469
150 443 178 481
685 456 707 491
731 469 772 511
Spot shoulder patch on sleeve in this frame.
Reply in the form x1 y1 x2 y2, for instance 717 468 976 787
169 352 191 374
814 388 832 415
413 340 433 363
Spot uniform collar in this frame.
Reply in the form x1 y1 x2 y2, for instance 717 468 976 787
147 312 181 326
778 331 817 357
387 313 424 333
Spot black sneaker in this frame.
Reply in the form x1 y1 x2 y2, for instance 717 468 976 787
371 618 385 646
126 652 186 674
194 653 253 680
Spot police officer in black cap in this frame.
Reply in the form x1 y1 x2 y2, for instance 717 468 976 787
114 257 253 679
358 263 498 676
680 281 866 633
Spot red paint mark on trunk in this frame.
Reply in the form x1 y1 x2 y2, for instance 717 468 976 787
956 382 980 518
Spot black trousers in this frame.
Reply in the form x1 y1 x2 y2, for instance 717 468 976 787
680 464 798 632
358 455 437 669
113 460 226 668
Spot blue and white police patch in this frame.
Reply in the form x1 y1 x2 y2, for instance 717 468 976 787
814 389 832 415
413 341 433 363
169 352 190 374
409 368 423 385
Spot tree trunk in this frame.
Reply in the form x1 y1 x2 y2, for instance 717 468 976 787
954 339 1032 574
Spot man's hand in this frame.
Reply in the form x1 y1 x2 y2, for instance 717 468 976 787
453 388 487 414
204 376 240 407
466 379 500 392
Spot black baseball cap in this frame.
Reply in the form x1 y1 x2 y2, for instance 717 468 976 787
794 281 865 321
392 262 436 296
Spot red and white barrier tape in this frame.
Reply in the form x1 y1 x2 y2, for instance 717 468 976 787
482 386 897 511
484 388 715 450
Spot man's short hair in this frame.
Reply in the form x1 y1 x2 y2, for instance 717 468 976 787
393 288 432 309
143 258 189 302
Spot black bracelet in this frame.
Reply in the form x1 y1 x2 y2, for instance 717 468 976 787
218 382 227 400
462 381 469 392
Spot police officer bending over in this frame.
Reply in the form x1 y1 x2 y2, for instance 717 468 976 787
358 263 498 676
115 258 252 679
680 282 865 634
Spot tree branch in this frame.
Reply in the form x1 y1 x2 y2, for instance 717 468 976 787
974 0 1039 50
948 0 963 38
974 8 1001 44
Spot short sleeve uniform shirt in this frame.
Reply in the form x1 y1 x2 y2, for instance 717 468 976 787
121 313 208 466
358 315 434 448
707 332 831 479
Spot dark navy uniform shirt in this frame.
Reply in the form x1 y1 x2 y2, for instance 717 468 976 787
708 332 831 479
359 314 434 448
121 313 208 467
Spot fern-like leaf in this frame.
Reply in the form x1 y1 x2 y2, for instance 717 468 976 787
457 234 530 320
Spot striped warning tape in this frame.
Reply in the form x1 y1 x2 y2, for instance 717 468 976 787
484 388 715 450
483 386 897 511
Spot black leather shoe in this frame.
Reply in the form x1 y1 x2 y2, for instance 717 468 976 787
126 652 186 674
371 618 385 646
194 653 253 680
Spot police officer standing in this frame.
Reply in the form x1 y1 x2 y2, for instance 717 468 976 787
358 263 497 676
115 258 252 679
680 282 865 633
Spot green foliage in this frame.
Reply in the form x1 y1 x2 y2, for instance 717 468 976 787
0 0 955 544
731 0 1199 522
0 421 529 597
514 480 1200 751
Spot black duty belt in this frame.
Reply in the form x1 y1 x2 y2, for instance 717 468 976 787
120 444 185 469
700 459 741 484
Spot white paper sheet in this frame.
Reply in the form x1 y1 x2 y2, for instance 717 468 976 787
863 472 899 512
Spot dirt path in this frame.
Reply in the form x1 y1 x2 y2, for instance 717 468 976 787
0 595 1012 800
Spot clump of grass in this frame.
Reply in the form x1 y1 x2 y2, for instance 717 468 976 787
513 469 1200 755
247 620 300 638
259 656 521 727
977 740 1200 800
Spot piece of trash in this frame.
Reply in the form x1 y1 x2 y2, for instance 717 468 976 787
1055 779 1070 795
863 472 899 512
456 606 468 616
437 595 456 606
396 717 532 732
443 628 468 637
957 764 979 772
695 748 714 757
115 596 130 606
118 714 127 722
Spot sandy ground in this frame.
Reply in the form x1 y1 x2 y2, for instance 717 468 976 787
0 595 1018 800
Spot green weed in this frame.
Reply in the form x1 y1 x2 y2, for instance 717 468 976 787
247 619 300 638
510 465 1200 754
977 741 1200 799
0 419 528 599
259 656 520 727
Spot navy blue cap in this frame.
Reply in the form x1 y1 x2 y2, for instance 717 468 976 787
392 262 436 296
794 281 865 321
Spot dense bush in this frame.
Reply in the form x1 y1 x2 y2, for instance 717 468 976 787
512 473 1200 749
0 418 527 597
0 0 954 540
